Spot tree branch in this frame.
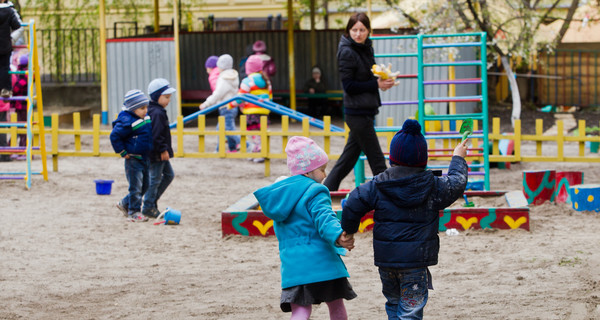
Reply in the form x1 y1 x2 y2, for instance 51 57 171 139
553 0 580 45
451 0 473 29
383 0 420 27
466 0 505 56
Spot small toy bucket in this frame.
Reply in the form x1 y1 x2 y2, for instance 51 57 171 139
94 179 114 195
163 207 181 225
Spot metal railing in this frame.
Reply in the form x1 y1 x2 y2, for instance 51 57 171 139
35 27 138 84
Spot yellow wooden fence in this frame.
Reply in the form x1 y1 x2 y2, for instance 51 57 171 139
4 113 600 178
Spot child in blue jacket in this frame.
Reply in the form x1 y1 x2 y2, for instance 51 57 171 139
341 119 469 320
254 136 356 320
110 89 153 222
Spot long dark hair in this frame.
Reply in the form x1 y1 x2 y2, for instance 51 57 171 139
344 12 371 37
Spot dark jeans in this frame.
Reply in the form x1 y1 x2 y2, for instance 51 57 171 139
143 160 174 212
122 157 149 214
378 267 429 320
16 108 26 147
216 107 240 151
0 52 11 91
323 114 387 191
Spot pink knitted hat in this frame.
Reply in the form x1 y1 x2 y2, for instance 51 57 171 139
245 55 264 74
285 136 329 176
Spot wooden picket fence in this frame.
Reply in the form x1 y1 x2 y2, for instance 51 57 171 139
4 112 600 177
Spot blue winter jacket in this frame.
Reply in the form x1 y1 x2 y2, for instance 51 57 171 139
109 110 153 159
254 175 349 289
342 156 468 269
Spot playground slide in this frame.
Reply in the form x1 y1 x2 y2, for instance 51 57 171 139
169 94 344 132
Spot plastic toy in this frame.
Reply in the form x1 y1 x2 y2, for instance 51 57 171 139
459 118 473 141
371 63 400 86
462 194 475 207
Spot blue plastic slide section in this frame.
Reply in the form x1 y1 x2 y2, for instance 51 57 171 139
169 94 344 132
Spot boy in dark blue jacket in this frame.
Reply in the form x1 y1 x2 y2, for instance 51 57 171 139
110 89 153 222
142 78 176 218
341 119 469 319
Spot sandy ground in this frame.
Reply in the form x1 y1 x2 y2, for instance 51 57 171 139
1 120 600 319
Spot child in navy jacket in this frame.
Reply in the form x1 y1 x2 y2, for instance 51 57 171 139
110 89 153 222
341 119 469 319
142 78 176 218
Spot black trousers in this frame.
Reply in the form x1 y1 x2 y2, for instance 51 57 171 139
324 114 387 191
0 111 10 161
0 52 11 91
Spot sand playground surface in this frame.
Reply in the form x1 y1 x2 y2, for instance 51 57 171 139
1 124 600 320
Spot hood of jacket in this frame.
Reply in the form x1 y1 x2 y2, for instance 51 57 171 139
374 166 435 208
338 34 373 54
220 68 239 81
254 175 316 222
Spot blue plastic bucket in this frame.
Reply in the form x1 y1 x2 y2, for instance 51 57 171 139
94 179 114 195
163 207 181 225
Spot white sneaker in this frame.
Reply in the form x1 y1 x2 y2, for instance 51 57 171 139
128 212 149 222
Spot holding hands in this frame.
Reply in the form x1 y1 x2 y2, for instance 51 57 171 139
336 231 355 251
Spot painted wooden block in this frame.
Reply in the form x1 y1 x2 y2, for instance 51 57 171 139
464 190 507 197
523 170 556 205
554 171 584 204
221 189 530 237
222 210 275 236
221 209 375 237
439 207 530 231
568 184 600 212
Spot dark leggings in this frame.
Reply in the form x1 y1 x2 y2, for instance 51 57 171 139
324 114 387 191
0 52 11 91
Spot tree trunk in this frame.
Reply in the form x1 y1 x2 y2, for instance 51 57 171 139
501 55 521 127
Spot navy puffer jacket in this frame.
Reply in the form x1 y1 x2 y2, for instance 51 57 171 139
109 110 153 159
147 101 173 162
341 156 468 268
0 2 22 55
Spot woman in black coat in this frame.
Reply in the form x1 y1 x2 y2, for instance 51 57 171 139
323 12 395 191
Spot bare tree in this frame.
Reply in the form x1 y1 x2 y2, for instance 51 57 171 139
383 0 585 125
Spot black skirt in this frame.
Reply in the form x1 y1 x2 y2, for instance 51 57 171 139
280 277 357 312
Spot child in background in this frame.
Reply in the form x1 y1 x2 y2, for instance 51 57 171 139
251 40 276 79
200 54 240 152
11 54 27 156
0 0 23 98
205 55 219 92
303 66 328 119
110 89 153 222
341 119 469 320
235 54 271 162
142 78 176 218
254 136 357 320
